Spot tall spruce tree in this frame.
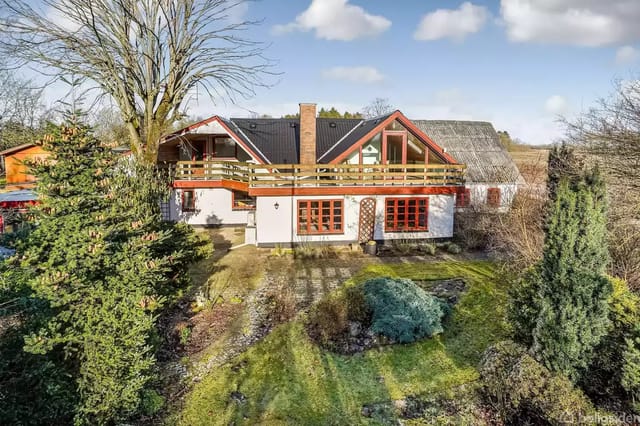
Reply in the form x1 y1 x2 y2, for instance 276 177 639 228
7 116 208 424
510 142 612 380
546 142 582 202
530 170 611 381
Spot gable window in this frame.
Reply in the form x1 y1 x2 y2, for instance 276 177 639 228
487 188 501 207
214 137 236 158
232 190 256 210
182 190 196 212
297 200 343 235
456 188 471 208
385 198 429 232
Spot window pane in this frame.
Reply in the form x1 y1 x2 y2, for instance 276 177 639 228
406 134 426 164
386 134 404 164
214 137 236 157
298 200 342 235
385 198 429 232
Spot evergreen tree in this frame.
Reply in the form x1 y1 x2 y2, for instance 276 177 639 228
546 142 582 202
6 116 208 424
530 171 611 381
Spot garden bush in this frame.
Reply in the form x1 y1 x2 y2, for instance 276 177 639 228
306 285 371 349
446 242 462 254
363 277 445 344
421 243 436 256
479 341 594 424
581 277 640 410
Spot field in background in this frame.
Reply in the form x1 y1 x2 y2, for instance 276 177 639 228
508 144 549 185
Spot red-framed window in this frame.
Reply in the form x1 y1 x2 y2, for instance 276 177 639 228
385 197 429 232
182 190 196 212
487 188 501 207
232 190 256 210
456 188 471 208
297 199 343 235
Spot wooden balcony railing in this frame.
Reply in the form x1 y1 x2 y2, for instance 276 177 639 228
171 161 465 187
174 161 249 182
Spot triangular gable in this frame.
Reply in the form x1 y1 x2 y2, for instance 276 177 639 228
325 111 459 165
161 115 269 164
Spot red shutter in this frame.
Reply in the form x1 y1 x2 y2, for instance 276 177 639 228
487 188 501 207
456 188 471 208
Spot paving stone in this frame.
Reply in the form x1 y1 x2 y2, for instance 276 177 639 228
324 268 337 278
338 267 351 277
310 268 323 279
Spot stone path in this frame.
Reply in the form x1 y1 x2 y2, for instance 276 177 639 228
290 264 360 307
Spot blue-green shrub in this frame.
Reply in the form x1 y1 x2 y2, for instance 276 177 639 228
363 277 445 343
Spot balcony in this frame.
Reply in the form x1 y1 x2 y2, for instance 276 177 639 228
171 161 465 188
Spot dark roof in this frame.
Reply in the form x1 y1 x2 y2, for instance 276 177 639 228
230 118 362 164
413 120 524 184
220 117 270 164
317 112 396 163
162 114 520 184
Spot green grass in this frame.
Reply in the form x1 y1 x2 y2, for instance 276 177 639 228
179 261 509 425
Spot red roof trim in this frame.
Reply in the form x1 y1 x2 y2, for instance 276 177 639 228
396 114 458 164
249 185 460 197
329 111 458 165
172 179 249 191
161 115 267 165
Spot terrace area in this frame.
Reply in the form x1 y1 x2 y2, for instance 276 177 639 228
169 161 466 189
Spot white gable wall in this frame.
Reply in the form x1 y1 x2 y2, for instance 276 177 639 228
456 183 519 212
169 188 252 226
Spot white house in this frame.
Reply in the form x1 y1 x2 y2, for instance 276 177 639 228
158 104 517 247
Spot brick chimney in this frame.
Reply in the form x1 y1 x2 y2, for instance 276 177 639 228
299 103 317 164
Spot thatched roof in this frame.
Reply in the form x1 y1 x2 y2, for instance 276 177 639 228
413 120 525 184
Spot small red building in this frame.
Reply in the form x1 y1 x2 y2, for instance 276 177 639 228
0 189 37 233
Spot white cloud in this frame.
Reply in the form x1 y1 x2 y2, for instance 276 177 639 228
46 4 82 32
545 95 569 115
321 66 385 84
225 1 249 24
272 0 391 41
500 0 640 46
616 45 639 65
414 2 489 42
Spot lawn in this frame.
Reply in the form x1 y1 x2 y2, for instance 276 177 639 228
179 260 509 425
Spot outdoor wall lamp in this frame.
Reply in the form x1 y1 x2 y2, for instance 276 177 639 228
274 202 279 210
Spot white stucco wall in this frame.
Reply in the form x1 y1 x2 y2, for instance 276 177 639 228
170 188 251 226
457 183 518 211
255 193 455 246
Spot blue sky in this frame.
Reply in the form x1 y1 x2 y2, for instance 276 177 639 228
42 0 640 145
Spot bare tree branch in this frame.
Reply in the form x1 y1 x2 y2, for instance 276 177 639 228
362 97 395 119
0 64 47 161
562 78 640 189
0 0 276 162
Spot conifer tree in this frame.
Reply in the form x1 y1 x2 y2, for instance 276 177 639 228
546 142 582 202
8 115 208 424
530 170 611 381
